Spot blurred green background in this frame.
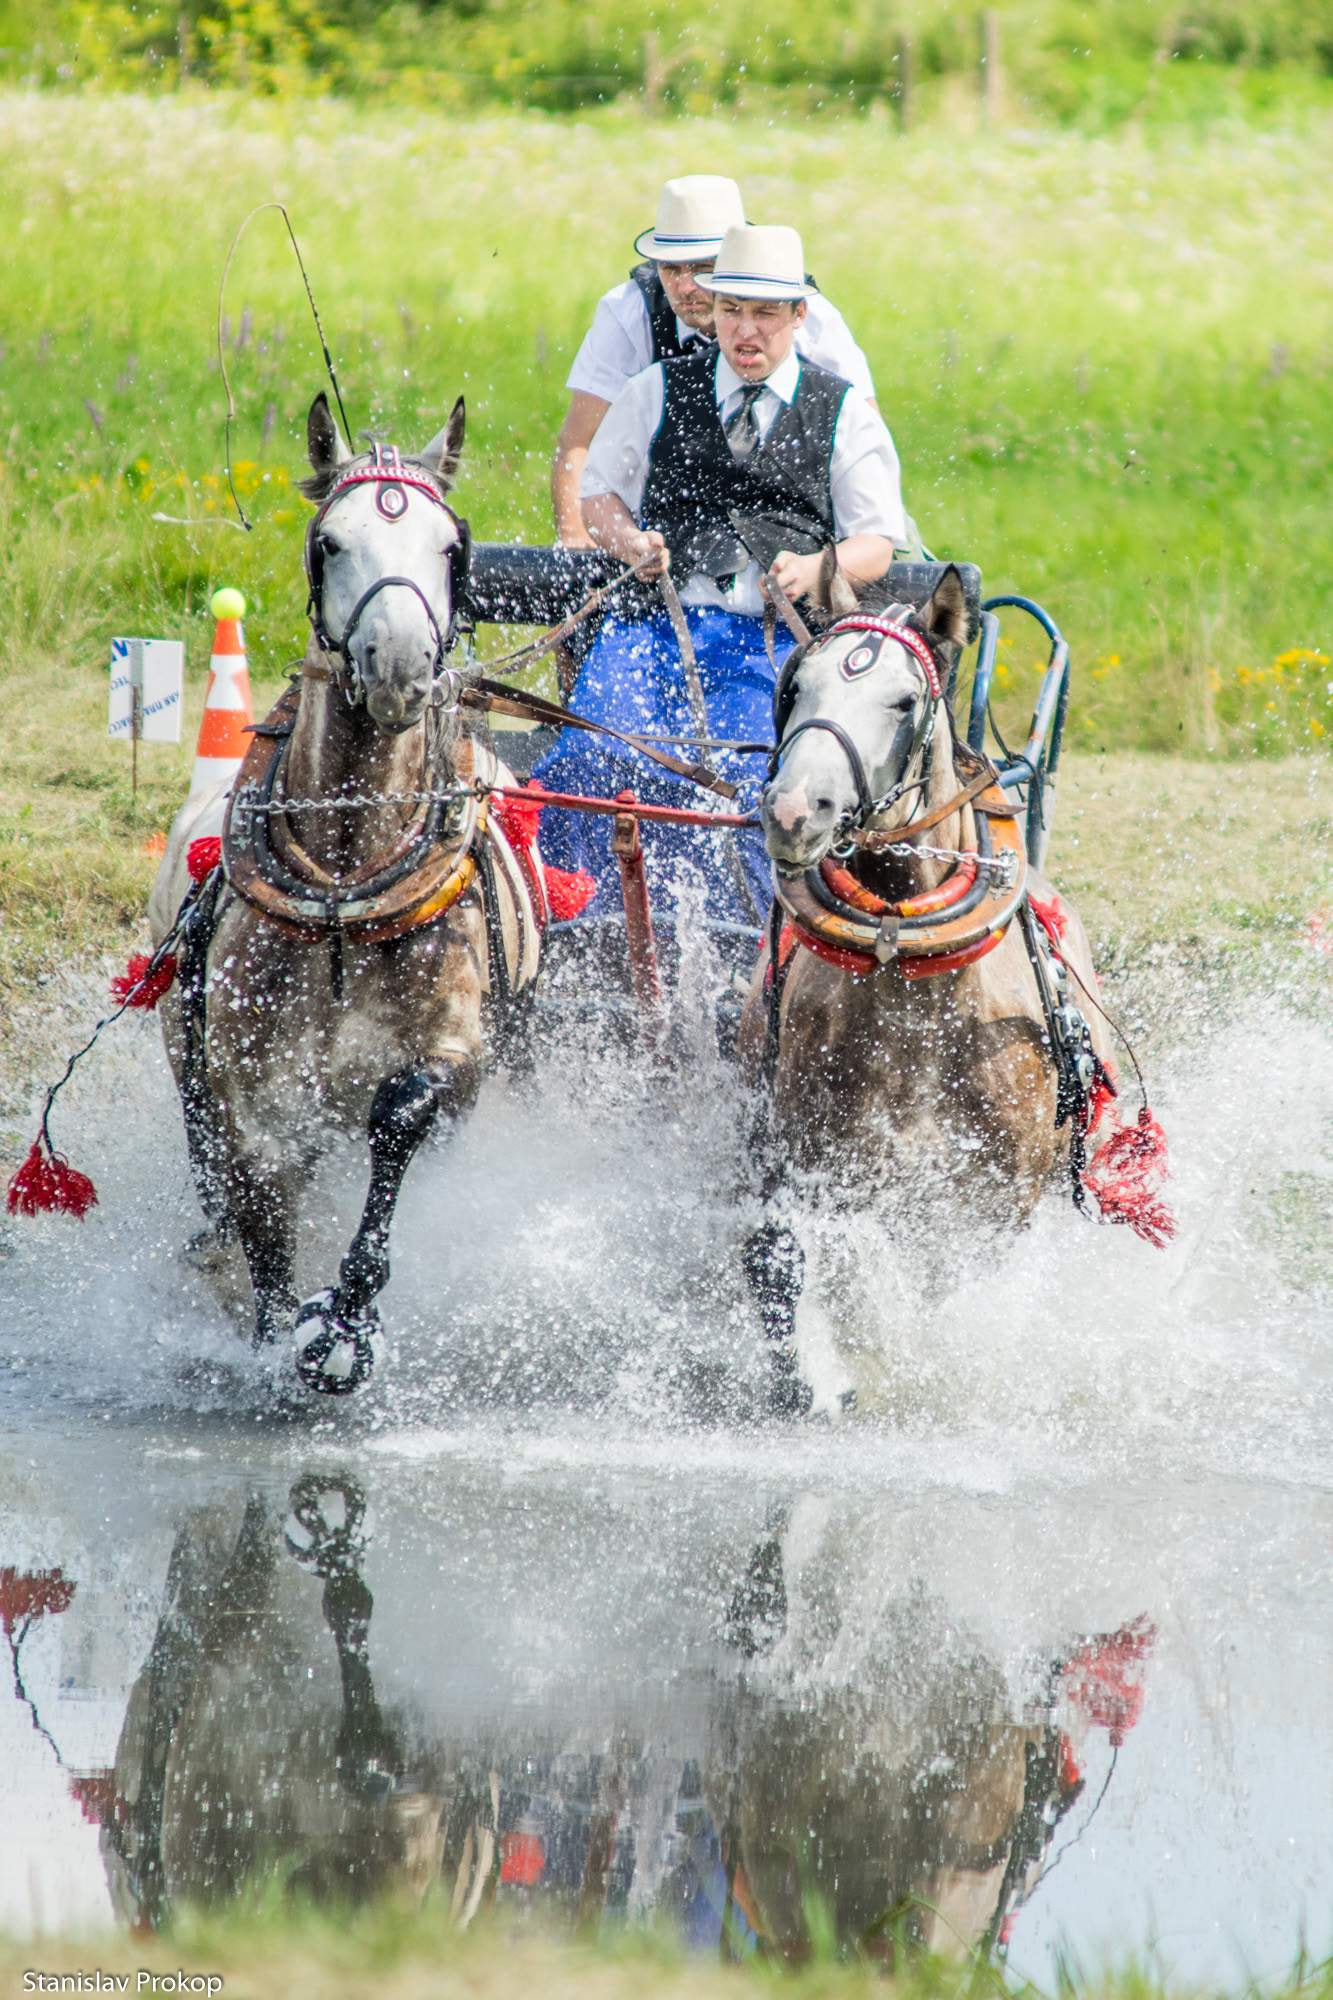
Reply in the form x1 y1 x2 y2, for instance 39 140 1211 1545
3 0 1332 118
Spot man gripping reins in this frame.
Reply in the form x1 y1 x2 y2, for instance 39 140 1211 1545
533 223 908 927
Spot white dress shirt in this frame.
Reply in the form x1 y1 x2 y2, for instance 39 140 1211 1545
581 349 907 618
567 279 877 405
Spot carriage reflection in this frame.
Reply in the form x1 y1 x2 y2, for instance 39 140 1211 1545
68 1476 1150 1962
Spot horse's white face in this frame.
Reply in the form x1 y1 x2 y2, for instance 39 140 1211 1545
305 393 466 734
763 624 934 872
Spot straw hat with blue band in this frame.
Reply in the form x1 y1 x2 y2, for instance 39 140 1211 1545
633 176 746 262
697 224 814 300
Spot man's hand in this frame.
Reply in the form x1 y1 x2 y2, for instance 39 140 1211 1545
584 494 671 576
767 549 823 603
624 529 670 577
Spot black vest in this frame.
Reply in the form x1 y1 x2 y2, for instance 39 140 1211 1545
629 262 701 364
640 347 849 581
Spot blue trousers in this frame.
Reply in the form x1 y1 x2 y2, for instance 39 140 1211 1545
532 606 787 928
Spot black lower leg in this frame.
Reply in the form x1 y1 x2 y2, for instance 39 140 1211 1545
742 1218 810 1417
335 1066 457 1318
233 1197 298 1347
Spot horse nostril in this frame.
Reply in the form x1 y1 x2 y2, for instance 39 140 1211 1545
815 796 835 816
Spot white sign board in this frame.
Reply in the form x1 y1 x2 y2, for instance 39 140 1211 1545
108 637 183 743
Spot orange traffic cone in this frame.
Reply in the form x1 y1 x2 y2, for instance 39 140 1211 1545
188 586 254 795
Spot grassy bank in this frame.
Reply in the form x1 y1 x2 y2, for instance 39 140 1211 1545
1 1903 1330 2000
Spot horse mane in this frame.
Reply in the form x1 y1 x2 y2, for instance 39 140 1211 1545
298 451 449 506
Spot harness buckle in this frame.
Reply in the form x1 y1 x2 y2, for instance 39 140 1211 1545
873 911 900 965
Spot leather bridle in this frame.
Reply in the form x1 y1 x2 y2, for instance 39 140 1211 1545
768 609 944 837
304 443 471 708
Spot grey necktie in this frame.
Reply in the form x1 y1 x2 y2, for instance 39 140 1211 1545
725 384 765 462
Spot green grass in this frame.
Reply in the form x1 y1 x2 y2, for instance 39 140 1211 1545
1 1901 1329 2000
0 93 1329 1033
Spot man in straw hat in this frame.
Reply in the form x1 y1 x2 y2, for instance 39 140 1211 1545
551 176 877 548
533 222 908 928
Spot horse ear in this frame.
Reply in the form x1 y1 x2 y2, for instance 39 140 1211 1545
307 391 351 477
917 564 969 648
815 542 860 618
422 397 466 491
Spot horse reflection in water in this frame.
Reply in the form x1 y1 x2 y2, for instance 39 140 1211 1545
89 1481 1151 1961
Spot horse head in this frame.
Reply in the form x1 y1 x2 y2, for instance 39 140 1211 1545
301 391 468 733
762 555 970 872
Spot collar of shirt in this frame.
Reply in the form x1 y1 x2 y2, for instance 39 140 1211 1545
675 315 710 351
714 347 802 413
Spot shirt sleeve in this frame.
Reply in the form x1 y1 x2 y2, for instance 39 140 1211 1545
580 365 666 517
798 295 877 402
565 283 654 402
829 393 908 544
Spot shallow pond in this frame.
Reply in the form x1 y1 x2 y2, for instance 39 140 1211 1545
0 968 1329 1983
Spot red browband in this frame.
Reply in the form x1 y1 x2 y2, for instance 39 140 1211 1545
830 616 942 700
327 446 450 513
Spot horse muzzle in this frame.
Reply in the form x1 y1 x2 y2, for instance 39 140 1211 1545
358 648 434 733
760 777 842 872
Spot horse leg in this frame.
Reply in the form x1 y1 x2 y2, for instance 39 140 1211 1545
723 1504 791 1659
224 1150 300 1349
178 1061 235 1268
742 1216 812 1419
296 1061 477 1397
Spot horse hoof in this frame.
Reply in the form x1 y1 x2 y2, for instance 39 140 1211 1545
253 1290 299 1350
767 1343 815 1420
284 1472 369 1576
294 1290 380 1397
182 1225 232 1276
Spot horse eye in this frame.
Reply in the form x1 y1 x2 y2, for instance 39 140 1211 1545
316 532 341 558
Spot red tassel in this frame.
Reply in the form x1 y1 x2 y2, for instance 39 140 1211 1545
1063 1615 1157 1746
6 1139 98 1220
1083 1105 1176 1247
1030 892 1068 945
186 836 222 882
499 1830 546 1888
544 867 596 921
111 952 177 1010
68 1772 122 1829
0 1565 76 1635
494 788 542 853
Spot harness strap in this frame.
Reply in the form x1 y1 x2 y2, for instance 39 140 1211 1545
760 570 814 648
461 677 739 799
829 615 942 699
855 764 1002 847
658 574 765 924
777 716 876 819
475 552 663 679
